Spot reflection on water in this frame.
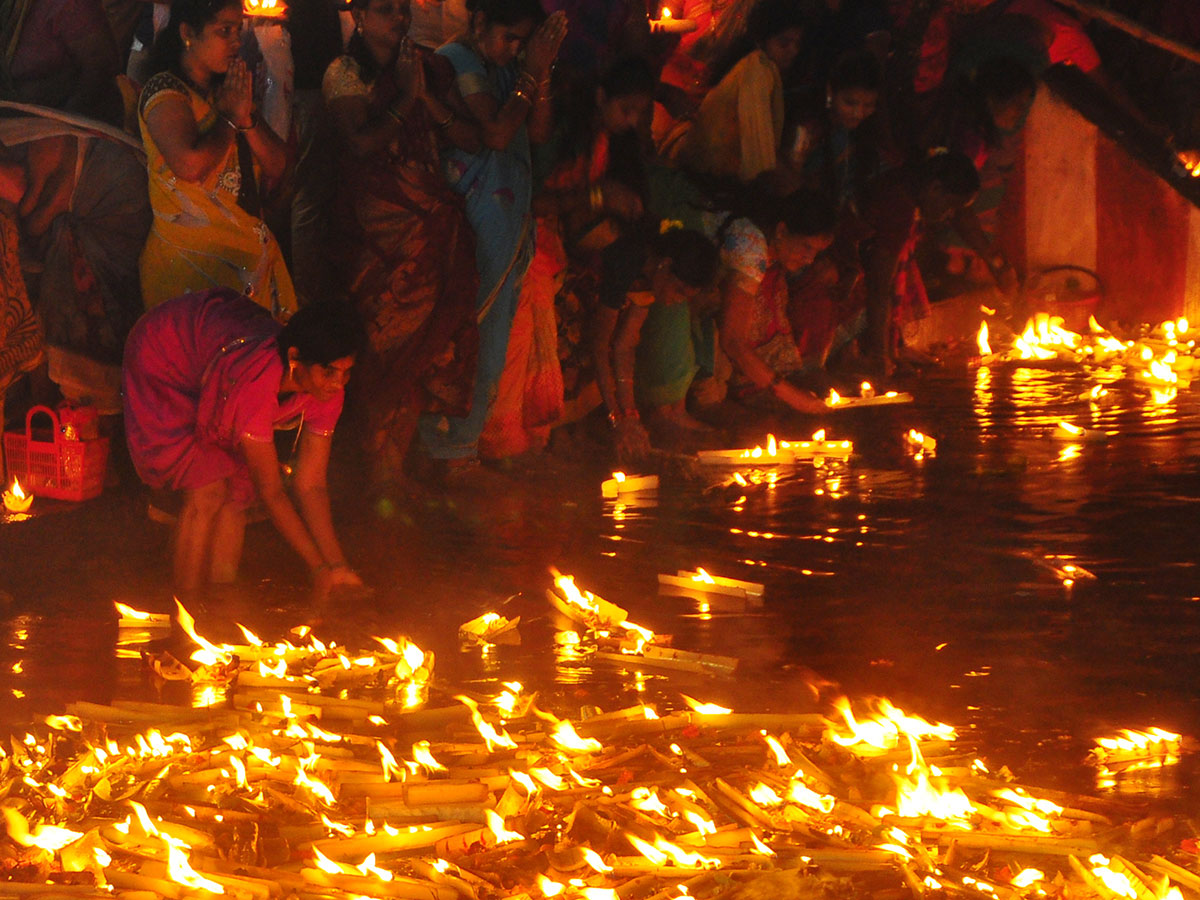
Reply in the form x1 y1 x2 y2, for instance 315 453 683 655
5 365 1200 801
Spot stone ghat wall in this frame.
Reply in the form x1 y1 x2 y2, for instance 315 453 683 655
1005 75 1200 327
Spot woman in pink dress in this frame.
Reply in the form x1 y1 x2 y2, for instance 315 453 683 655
123 288 366 597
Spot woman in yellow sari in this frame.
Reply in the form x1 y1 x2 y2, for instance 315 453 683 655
137 0 296 318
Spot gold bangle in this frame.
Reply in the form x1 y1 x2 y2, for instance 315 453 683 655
512 88 532 106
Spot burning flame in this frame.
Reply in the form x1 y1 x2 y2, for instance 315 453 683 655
294 753 337 806
749 783 784 807
630 786 671 817
243 0 285 16
484 809 524 844
44 714 83 732
3 476 32 513
530 767 567 790
681 695 731 715
788 779 836 814
377 741 406 782
1142 357 1178 387
2 807 83 852
456 695 517 751
175 600 233 667
1013 313 1081 361
114 601 160 623
1011 869 1045 888
1089 855 1137 898
750 832 775 856
661 6 672 18
582 847 613 873
977 322 992 356
411 740 446 773
1095 726 1181 754
627 833 721 869
763 733 791 766
892 738 974 823
550 719 603 754
826 697 956 751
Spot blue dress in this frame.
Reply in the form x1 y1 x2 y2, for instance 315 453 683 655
419 40 535 459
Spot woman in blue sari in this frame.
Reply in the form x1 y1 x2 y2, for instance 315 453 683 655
418 0 566 477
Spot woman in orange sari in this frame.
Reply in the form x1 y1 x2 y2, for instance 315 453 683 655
323 0 481 491
481 55 655 459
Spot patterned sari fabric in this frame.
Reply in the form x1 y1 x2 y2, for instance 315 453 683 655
138 72 296 318
323 52 479 476
0 207 41 398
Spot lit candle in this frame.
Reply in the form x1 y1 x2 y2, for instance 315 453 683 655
601 471 660 498
649 5 698 33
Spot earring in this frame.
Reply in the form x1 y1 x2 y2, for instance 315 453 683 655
825 92 833 109
355 23 363 33
185 39 192 49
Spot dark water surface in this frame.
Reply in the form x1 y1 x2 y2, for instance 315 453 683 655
4 364 1200 802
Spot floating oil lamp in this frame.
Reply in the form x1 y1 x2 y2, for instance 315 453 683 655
658 567 764 607
1089 727 1182 778
458 611 520 645
114 601 171 630
697 432 853 464
904 429 936 456
602 470 659 498
825 387 913 409
3 476 32 513
1053 420 1105 442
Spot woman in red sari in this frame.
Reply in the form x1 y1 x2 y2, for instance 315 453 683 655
323 0 482 492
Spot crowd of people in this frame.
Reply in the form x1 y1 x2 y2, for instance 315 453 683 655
0 0 1178 593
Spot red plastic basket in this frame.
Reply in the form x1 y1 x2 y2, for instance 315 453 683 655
3 405 109 501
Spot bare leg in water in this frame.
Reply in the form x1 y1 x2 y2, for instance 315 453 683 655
208 499 247 584
173 479 229 595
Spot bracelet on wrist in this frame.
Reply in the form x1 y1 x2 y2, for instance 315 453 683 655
511 88 533 107
224 111 257 132
434 108 456 129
